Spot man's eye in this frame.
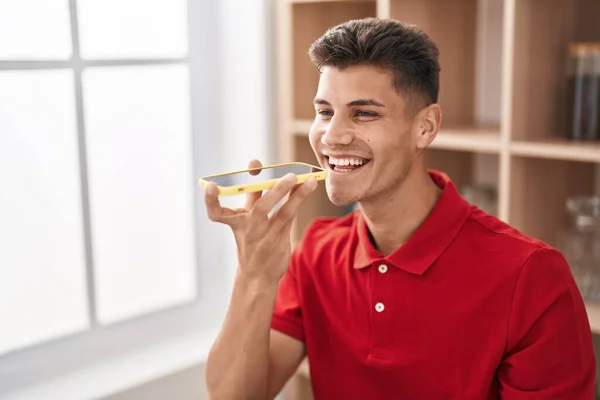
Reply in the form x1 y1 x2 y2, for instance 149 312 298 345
356 110 376 118
317 110 333 117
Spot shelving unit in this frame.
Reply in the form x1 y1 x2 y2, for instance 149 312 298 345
510 139 600 163
274 0 600 398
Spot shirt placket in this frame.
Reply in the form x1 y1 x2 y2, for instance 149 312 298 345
367 260 395 363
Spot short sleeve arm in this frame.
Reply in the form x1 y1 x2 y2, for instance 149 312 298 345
271 247 305 342
498 248 596 399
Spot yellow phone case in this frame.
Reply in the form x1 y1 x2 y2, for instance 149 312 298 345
198 161 327 196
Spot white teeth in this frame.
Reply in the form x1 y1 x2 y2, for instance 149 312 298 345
328 157 365 167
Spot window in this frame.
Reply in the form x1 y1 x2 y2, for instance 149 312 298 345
0 0 223 393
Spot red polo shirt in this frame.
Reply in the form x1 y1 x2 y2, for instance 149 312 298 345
271 170 596 399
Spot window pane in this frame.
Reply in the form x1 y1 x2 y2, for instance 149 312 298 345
77 0 188 59
82 64 197 325
0 70 88 355
0 0 72 60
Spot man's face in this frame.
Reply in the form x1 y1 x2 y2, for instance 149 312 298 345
309 64 420 206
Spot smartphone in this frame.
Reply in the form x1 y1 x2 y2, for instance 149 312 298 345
198 161 327 196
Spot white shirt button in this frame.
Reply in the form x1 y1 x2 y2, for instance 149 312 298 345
375 302 385 312
378 264 388 274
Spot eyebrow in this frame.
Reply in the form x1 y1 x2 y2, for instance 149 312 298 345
313 98 386 107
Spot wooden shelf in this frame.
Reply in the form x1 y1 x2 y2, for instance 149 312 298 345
585 302 600 334
430 127 501 153
291 119 312 135
510 139 600 163
289 0 375 3
292 119 502 154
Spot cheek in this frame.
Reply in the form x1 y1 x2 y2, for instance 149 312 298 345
372 137 411 169
308 131 322 156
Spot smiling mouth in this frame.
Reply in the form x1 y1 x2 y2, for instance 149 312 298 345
325 156 372 173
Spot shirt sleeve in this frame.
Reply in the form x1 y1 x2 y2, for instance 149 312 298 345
271 247 305 342
498 247 596 399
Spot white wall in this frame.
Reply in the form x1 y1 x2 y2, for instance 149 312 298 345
216 0 276 287
100 0 276 397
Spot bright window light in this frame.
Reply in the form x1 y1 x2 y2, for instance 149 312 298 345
0 69 89 355
0 0 72 60
82 64 197 325
77 0 188 59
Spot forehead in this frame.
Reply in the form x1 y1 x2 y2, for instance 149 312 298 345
315 65 400 103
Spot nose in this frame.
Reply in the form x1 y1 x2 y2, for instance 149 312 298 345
320 116 354 147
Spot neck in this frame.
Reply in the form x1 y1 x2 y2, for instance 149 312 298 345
359 167 442 255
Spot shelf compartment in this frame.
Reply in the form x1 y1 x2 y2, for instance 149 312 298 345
292 1 377 120
426 149 500 216
429 126 501 153
291 119 313 135
508 156 598 246
389 0 504 128
510 0 600 141
510 139 600 163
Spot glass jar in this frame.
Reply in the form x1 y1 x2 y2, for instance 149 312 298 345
558 196 600 301
566 42 600 141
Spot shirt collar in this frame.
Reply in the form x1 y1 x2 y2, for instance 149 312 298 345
353 170 472 275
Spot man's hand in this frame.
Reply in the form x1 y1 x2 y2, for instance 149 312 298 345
204 159 318 285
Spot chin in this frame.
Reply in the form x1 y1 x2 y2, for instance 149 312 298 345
325 184 361 207
328 197 355 207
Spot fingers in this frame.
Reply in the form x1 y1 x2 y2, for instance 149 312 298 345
245 159 263 209
271 178 318 232
252 173 298 217
204 182 224 222
281 212 296 240
245 189 263 210
205 182 243 228
289 183 301 197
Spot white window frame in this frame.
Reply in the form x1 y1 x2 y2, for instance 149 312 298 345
0 0 236 396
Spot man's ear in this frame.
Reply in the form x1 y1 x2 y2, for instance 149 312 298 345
415 103 442 149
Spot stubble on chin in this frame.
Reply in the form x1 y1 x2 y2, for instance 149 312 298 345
325 184 365 207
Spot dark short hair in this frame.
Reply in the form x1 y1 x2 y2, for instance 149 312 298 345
309 17 440 114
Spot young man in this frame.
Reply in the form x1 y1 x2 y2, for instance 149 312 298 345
204 18 596 399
